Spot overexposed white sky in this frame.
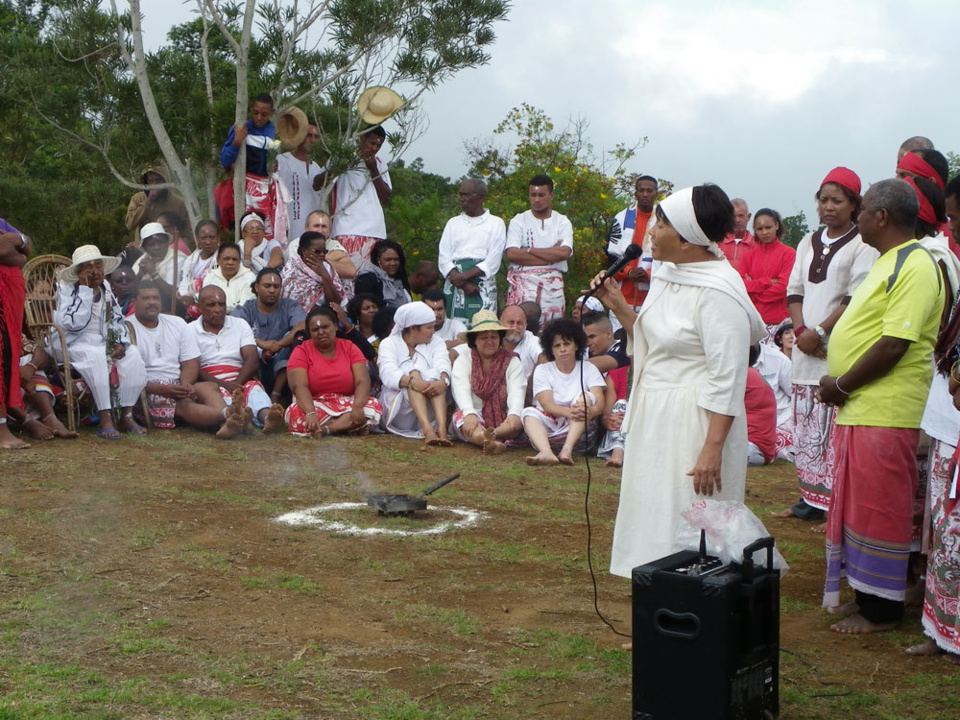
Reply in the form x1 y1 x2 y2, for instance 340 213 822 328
140 0 959 225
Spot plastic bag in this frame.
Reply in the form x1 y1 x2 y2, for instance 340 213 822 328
674 499 789 575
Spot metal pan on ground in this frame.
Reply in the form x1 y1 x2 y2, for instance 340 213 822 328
367 473 461 517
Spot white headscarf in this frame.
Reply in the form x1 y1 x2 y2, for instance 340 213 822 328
658 187 724 259
240 213 264 232
390 301 435 337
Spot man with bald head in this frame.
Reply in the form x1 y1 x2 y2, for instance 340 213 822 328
718 198 755 269
438 179 506 322
897 135 934 164
818 178 944 636
187 285 285 437
499 304 542 377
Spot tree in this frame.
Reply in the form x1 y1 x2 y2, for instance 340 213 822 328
780 210 809 249
464 104 652 305
381 157 456 260
5 0 509 247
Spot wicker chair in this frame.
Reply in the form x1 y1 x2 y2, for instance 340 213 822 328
21 255 83 431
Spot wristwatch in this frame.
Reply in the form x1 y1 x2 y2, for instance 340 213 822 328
814 325 827 339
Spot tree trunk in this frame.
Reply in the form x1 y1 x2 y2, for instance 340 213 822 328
232 0 257 242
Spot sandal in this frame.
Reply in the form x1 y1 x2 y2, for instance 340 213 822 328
96 428 122 441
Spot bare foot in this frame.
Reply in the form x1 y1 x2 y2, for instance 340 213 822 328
906 639 942 657
215 415 243 440
558 453 575 466
525 452 559 466
825 601 859 617
436 437 453 447
605 449 624 468
811 521 827 534
240 406 254 434
424 436 442 446
621 642 633 651
772 507 797 518
831 613 897 634
0 425 30 450
483 439 507 455
905 580 926 608
44 415 78 438
24 419 54 441
261 403 285 434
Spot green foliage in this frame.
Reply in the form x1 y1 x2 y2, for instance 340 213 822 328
947 151 960 180
382 157 457 262
781 210 810 249
465 104 650 307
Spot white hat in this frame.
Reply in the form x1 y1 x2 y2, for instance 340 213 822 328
60 245 121 284
139 221 171 241
357 86 404 125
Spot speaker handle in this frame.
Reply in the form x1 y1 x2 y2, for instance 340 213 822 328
741 536 775 580
653 608 701 640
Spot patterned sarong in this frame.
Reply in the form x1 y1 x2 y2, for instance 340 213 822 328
334 234 381 301
506 267 565 328
244 173 289 245
284 393 382 436
921 438 960 654
202 364 266 405
793 383 837 510
824 425 919 607
443 258 494 322
142 379 178 429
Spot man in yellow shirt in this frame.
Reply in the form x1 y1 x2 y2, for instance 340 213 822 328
818 179 944 635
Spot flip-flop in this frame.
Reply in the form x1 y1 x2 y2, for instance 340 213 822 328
96 428 122 440
124 424 148 437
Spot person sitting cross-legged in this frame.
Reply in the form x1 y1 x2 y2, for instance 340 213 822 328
187 285 285 437
450 310 526 454
128 281 233 433
15 336 77 441
285 306 383 437
521 318 606 466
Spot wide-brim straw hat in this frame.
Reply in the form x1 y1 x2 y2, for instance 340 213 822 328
60 245 121 284
276 107 309 150
458 309 509 342
357 86 404 125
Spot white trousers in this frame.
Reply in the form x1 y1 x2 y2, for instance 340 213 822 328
63 335 146 411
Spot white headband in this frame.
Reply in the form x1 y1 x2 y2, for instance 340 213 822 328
240 213 264 232
390 301 436 337
659 187 723 258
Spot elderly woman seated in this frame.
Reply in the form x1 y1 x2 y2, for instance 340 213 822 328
285 306 382 437
203 242 256 312
239 211 283 272
522 318 606 466
377 301 452 445
450 310 525 454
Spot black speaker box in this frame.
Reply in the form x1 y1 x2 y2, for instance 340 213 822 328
631 537 780 720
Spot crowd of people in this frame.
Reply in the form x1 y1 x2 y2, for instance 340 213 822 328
2 108 959 664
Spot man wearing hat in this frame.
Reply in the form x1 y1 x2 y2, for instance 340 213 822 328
319 87 404 292
54 246 147 439
131 221 188 313
275 113 322 246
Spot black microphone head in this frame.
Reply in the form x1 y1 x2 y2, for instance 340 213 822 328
622 243 643 261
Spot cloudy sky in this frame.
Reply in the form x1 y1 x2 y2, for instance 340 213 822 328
141 0 958 226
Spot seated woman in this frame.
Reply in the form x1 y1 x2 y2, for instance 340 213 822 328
281 231 343 313
232 268 306 402
354 240 412 308
347 292 384 343
178 219 221 318
450 310 526 454
377 301 452 445
15 336 77 441
203 242 256 312
239 211 283 272
285 306 382 437
521 318 606 466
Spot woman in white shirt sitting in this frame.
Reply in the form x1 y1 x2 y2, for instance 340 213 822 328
239 211 283 272
202 243 256 312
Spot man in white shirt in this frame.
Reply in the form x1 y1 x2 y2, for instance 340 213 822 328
128 282 232 433
188 286 285 437
321 126 392 281
422 289 467 357
275 124 322 248
499 304 542 378
504 174 573 328
438 179 506 321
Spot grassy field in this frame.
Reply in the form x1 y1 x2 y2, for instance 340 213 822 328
0 430 958 719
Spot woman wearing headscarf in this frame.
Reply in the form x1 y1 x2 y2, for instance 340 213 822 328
774 168 877 524
450 310 526 454
377 301 452 444
593 184 767 576
239 211 284 272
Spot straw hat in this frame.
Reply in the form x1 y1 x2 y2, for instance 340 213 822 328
357 86 404 125
458 309 509 342
275 107 310 150
60 245 121 284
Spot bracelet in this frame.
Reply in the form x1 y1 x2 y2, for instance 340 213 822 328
794 325 807 336
306 411 318 417
951 360 960 384
835 377 851 395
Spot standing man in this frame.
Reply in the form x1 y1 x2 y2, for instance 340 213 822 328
719 198 756 270
438 179 506 322
322 126 392 284
504 174 573 327
0 221 31 450
607 175 658 313
276 123 322 247
818 179 944 635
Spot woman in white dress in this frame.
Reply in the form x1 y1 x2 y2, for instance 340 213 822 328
377 301 453 445
595 185 766 577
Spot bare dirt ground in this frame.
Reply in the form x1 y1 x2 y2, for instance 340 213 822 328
1 429 958 718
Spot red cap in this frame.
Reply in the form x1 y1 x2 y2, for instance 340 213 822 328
820 167 861 196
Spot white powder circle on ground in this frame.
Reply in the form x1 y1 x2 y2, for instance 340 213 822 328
275 502 485 536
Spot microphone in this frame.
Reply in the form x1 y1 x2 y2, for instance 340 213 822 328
601 243 643 282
